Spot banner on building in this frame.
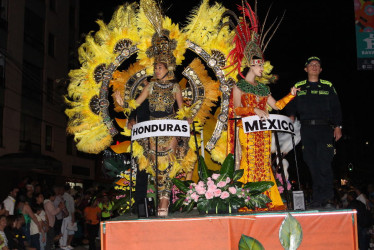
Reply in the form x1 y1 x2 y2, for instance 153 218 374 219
354 0 374 70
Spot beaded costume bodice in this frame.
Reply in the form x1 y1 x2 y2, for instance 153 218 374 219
148 81 179 117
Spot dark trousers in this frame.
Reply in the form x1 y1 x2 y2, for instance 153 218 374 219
30 233 40 250
45 226 55 250
86 223 99 250
54 218 63 235
301 125 335 203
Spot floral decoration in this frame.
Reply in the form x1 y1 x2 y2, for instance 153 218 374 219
171 154 275 214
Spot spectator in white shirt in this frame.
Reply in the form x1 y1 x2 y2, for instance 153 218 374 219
2 187 19 216
44 190 65 250
59 185 76 250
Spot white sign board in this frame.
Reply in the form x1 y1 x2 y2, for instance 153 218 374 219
242 114 295 134
131 120 190 141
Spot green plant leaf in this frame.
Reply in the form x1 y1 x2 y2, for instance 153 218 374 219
185 201 195 212
171 178 189 193
247 196 267 208
217 201 228 214
279 213 303 250
238 234 265 250
217 154 235 182
171 198 185 212
176 193 186 199
197 199 209 213
258 193 272 204
146 183 157 201
230 197 243 207
112 197 129 211
244 181 274 195
233 169 244 181
198 156 209 181
103 158 123 174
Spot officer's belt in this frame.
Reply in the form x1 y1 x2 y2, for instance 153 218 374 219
300 119 330 126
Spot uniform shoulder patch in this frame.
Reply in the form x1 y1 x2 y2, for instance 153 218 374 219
320 79 332 87
294 80 307 88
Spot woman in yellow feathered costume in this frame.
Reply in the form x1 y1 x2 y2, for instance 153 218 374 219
114 27 190 217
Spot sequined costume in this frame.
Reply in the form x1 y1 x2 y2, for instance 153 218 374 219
227 79 286 210
139 80 188 197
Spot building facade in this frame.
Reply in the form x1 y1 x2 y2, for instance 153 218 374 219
0 0 98 192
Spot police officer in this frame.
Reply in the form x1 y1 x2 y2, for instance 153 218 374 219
287 56 342 209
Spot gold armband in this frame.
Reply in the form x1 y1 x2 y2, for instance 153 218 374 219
275 93 295 110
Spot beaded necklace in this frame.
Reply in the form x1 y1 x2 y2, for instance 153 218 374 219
236 79 270 97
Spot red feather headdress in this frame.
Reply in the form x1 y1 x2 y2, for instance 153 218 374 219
223 0 284 78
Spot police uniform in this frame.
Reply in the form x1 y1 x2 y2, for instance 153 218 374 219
287 79 342 206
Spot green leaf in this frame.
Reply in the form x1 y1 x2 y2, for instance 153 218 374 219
217 154 235 182
197 199 209 213
146 183 157 201
176 193 186 199
244 181 274 195
233 169 244 181
251 197 266 208
238 235 265 250
171 178 190 193
112 197 129 211
103 158 123 174
198 156 209 181
256 194 272 204
279 213 303 250
170 198 185 212
185 201 195 212
208 199 219 212
230 197 244 207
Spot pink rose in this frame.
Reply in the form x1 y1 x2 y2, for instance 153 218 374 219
212 173 220 180
214 189 222 197
217 181 226 188
220 191 230 199
207 184 217 192
205 191 214 200
207 180 215 187
278 185 284 194
226 177 231 184
195 185 206 195
228 187 237 194
198 181 205 187
287 182 292 190
191 192 199 202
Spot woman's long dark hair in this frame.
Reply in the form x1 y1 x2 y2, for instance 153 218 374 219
237 67 250 81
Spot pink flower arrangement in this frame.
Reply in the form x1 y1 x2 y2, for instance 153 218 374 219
183 173 242 209
172 154 275 214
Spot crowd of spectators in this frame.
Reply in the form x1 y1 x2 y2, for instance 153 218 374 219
1 176 373 250
0 177 116 250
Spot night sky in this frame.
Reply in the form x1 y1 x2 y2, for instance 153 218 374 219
79 0 374 181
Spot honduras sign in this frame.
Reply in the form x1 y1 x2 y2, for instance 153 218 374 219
242 114 295 134
131 120 190 141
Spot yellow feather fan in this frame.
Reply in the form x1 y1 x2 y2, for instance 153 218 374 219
110 62 146 112
65 3 141 154
183 0 236 79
